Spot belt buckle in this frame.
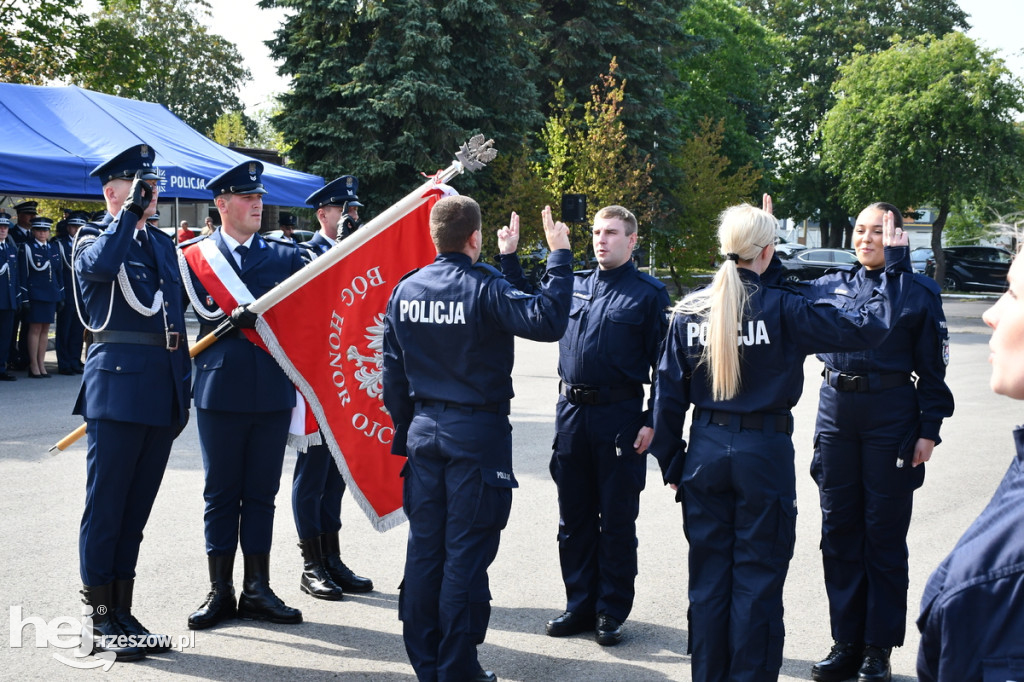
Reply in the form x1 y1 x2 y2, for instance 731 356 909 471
165 331 180 351
568 386 597 405
837 373 863 391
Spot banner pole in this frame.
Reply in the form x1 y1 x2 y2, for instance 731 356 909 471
48 136 496 453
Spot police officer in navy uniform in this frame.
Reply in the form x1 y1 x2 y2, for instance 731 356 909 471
277 212 297 241
497 205 669 645
0 211 18 380
19 216 63 378
917 259 1024 680
9 201 36 246
800 204 954 682
182 160 306 630
383 198 573 682
55 211 89 375
289 175 373 602
73 144 191 662
9 201 39 371
650 204 911 682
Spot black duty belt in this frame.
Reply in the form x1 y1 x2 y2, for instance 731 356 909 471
415 399 510 416
693 407 794 435
823 367 913 393
560 382 645 406
91 330 181 351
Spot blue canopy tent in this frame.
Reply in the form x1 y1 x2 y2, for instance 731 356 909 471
0 83 323 206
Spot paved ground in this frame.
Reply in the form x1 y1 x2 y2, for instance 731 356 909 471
0 295 1011 681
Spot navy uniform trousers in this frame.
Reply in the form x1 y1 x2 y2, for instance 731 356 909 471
292 440 345 538
198 408 291 555
551 396 647 622
682 413 797 682
80 421 178 584
811 381 924 647
401 404 515 682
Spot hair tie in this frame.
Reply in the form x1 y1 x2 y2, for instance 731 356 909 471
725 253 739 262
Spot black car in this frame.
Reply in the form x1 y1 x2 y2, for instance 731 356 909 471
925 246 1012 292
779 248 858 282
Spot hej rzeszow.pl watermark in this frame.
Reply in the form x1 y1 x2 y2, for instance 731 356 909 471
9 605 196 670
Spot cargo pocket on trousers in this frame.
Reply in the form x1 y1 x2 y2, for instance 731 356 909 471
772 496 798 563
476 467 517 533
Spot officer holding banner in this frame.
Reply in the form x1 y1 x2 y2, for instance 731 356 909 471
289 175 374 602
73 144 191 661
383 198 573 682
181 160 307 630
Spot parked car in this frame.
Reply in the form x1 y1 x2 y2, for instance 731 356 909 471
775 236 808 258
910 247 934 274
779 248 858 282
925 246 1012 292
264 229 315 243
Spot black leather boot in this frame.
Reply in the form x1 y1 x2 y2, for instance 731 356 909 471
188 554 237 630
81 583 146 662
237 554 302 624
298 537 344 600
112 578 170 653
811 641 863 682
858 645 892 682
321 532 373 593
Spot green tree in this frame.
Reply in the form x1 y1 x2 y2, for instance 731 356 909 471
0 0 86 83
672 0 782 176
534 0 690 193
263 0 543 210
69 0 250 134
535 62 655 263
658 117 762 292
820 32 1024 285
742 0 968 246
211 111 255 148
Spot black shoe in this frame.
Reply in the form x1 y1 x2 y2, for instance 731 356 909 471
595 614 623 646
858 645 892 682
320 532 373 592
188 554 237 630
545 610 595 637
113 579 170 653
81 583 146 662
812 641 863 682
298 538 344 601
237 554 302 624
0 372 15 381
27 371 44 379
472 669 497 682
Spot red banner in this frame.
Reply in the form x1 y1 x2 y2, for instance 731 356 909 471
257 188 440 530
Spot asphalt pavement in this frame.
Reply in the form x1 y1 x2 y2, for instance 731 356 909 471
0 295 1013 681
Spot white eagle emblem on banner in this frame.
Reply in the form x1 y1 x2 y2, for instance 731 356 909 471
347 312 385 405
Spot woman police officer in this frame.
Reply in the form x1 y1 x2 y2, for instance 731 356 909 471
800 203 954 682
650 203 910 682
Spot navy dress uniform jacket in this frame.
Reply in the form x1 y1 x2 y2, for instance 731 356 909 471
184 230 305 413
0 239 18 310
73 214 191 426
18 240 63 303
